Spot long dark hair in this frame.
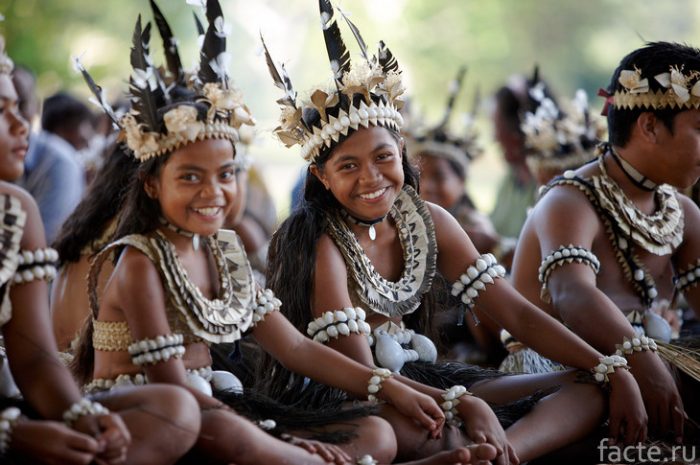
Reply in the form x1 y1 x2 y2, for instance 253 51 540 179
70 148 178 384
258 117 430 399
53 143 137 265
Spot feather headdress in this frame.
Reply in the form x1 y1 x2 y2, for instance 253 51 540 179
522 86 606 174
405 67 483 174
77 0 254 162
263 0 405 162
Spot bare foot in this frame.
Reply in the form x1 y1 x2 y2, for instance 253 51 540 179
400 444 498 464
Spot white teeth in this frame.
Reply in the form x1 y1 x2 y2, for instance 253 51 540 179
360 188 386 200
195 207 220 216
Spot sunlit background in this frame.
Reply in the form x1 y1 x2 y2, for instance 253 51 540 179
4 0 700 218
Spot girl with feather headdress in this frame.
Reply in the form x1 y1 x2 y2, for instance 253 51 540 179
261 1 650 463
0 30 201 465
69 1 497 464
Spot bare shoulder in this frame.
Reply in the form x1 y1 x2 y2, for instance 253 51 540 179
527 183 602 250
425 201 453 226
313 232 354 315
0 181 45 248
111 245 165 307
677 192 700 219
425 200 465 239
0 181 35 206
533 183 595 218
316 232 348 279
676 193 700 256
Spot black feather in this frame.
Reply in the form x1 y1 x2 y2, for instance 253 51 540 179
531 64 540 85
74 58 120 128
198 0 228 86
150 0 184 85
438 65 467 129
260 33 296 108
337 6 369 63
193 11 205 37
129 15 163 133
375 40 399 74
319 0 350 87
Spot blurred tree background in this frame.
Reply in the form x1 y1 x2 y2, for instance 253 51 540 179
3 0 700 216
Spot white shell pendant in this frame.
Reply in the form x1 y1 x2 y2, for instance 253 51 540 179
186 372 213 396
368 225 376 241
210 370 244 393
643 310 672 343
192 234 201 251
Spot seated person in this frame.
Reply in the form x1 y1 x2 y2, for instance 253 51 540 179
511 41 700 444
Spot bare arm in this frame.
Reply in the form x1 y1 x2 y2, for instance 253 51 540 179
1 185 83 420
112 248 221 409
253 295 444 436
430 201 609 371
673 195 700 319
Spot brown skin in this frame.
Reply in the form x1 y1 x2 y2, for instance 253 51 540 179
0 75 200 465
95 138 491 465
512 110 700 444
417 153 499 254
309 126 647 464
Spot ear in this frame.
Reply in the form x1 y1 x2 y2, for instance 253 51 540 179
309 164 330 190
143 175 159 199
636 112 661 143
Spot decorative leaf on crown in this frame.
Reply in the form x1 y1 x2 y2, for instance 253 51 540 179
612 64 700 110
264 1 406 161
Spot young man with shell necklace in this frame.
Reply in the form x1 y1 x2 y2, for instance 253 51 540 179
511 41 700 445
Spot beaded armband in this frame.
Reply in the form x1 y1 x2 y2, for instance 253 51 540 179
674 259 700 295
451 253 506 315
591 355 629 384
307 307 372 343
13 247 59 284
127 334 186 366
538 245 600 302
614 335 657 357
63 398 110 427
441 385 472 427
0 407 20 455
251 288 282 326
367 368 392 403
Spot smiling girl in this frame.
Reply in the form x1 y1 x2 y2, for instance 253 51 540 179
261 1 650 464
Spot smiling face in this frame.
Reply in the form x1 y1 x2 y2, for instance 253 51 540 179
145 138 237 237
0 75 29 182
310 125 404 221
